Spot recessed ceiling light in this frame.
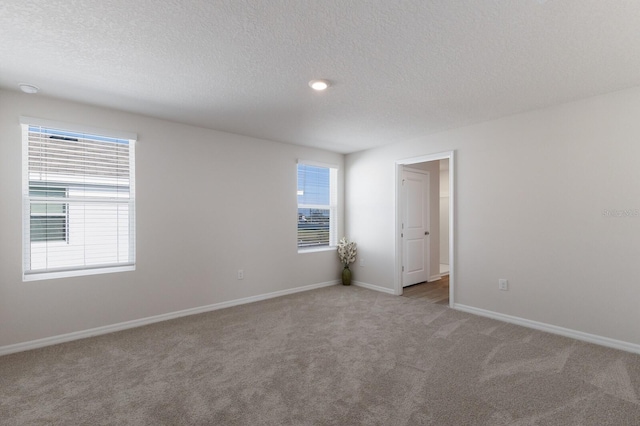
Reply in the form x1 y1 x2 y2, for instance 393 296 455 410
309 79 330 91
19 83 39 94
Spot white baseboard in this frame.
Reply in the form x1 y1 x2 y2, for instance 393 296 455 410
428 274 443 282
353 281 396 295
11 284 636 357
453 303 640 355
0 280 339 357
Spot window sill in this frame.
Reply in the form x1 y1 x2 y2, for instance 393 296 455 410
23 264 135 282
298 246 337 254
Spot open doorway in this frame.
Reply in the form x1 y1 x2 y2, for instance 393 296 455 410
395 151 455 307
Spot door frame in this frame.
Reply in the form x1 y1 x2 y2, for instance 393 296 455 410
394 151 455 307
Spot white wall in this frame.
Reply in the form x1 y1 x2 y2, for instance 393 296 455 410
346 86 640 346
0 90 344 347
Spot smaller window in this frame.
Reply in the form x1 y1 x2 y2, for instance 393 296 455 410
297 162 338 249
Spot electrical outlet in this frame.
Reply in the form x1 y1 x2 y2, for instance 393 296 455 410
359 258 365 267
498 279 508 291
237 269 244 280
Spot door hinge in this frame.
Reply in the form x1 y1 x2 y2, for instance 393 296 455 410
402 266 405 272
401 233 403 238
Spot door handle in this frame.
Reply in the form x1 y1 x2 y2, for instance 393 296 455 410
425 231 429 235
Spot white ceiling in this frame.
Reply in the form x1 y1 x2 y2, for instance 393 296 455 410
2 1 640 154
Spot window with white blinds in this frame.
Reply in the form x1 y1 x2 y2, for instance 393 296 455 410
21 118 136 280
297 161 337 250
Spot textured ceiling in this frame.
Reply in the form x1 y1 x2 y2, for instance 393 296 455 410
2 1 640 153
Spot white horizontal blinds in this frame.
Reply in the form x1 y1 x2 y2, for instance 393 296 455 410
23 123 136 276
297 162 338 248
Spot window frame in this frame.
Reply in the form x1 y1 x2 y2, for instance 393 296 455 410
296 160 338 252
21 117 137 281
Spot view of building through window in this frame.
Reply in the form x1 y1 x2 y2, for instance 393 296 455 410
22 122 136 279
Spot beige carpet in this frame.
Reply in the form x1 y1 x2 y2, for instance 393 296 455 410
1 285 640 425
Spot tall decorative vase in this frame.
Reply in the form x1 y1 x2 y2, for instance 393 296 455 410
342 265 352 286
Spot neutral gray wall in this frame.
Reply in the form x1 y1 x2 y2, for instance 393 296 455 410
345 86 640 346
0 90 344 347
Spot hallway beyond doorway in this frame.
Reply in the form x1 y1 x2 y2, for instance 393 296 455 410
401 275 449 305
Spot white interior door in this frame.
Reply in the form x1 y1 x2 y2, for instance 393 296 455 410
402 169 430 287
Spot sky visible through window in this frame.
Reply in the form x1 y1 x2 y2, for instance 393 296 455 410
297 164 329 205
28 125 129 144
